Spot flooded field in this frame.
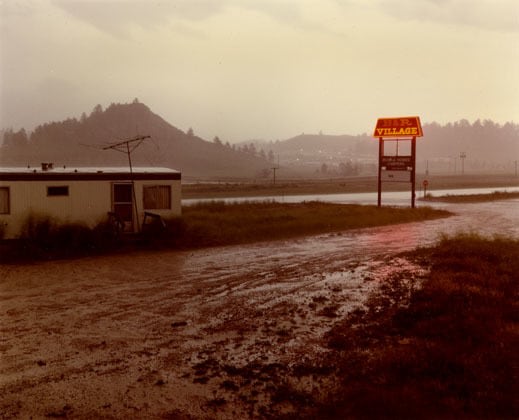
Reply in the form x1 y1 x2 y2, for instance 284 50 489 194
183 185 519 207
1 197 518 418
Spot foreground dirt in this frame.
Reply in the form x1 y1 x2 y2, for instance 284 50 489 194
0 236 426 419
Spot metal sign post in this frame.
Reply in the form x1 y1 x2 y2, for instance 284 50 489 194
373 117 423 208
411 135 417 208
423 179 429 198
377 137 383 207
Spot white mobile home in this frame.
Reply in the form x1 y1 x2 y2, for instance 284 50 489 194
0 164 181 239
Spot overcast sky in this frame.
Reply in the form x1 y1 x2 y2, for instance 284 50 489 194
1 0 518 142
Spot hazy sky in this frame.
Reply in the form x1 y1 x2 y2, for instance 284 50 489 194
1 0 518 142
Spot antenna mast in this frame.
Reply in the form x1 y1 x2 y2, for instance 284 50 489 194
103 135 151 232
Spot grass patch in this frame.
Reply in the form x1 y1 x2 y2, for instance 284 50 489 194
0 213 121 262
167 201 450 248
0 202 450 262
313 233 519 419
423 190 519 203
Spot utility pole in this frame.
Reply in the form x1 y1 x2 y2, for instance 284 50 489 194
103 135 150 232
460 152 466 175
271 155 280 185
271 166 278 185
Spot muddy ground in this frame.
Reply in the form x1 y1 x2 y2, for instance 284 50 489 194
0 233 427 419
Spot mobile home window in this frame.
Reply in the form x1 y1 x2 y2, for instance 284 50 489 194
0 187 9 214
143 185 171 210
47 186 69 196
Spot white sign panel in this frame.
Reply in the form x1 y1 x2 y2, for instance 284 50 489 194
381 170 411 182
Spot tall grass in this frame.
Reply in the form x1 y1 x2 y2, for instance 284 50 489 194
1 202 450 261
424 190 519 203
317 233 519 419
1 213 120 261
172 201 450 248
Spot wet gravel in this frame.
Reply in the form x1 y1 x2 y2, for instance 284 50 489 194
1 198 517 418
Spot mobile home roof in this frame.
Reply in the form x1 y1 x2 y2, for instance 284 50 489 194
0 167 181 181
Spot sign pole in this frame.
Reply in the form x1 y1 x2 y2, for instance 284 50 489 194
411 136 416 208
377 137 383 207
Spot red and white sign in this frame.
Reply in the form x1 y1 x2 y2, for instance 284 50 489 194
373 116 423 138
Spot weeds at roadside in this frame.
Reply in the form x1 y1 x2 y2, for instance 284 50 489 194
0 201 450 262
0 213 121 262
168 201 450 248
422 190 519 203
308 233 519 419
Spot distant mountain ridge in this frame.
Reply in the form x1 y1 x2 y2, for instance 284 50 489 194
0 101 272 178
244 120 519 174
2 103 518 177
253 121 519 161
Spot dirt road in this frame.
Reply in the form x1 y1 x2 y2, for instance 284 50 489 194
0 227 428 419
1 199 518 419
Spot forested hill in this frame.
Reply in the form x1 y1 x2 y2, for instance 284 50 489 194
2 104 517 177
264 120 519 165
0 101 273 178
417 120 518 164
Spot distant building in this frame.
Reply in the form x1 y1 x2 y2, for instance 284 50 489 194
0 164 181 239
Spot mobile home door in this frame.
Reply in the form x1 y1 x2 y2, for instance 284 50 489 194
112 183 133 232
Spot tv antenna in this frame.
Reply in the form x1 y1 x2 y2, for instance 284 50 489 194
103 134 150 154
103 135 151 232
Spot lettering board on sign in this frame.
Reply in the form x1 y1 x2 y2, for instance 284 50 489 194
373 117 423 138
381 170 412 182
381 155 413 171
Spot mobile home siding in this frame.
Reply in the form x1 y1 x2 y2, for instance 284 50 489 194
0 167 181 239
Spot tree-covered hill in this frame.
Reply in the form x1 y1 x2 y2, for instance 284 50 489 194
249 119 518 174
2 104 517 177
0 101 273 179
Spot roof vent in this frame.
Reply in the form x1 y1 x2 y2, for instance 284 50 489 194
41 162 54 171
